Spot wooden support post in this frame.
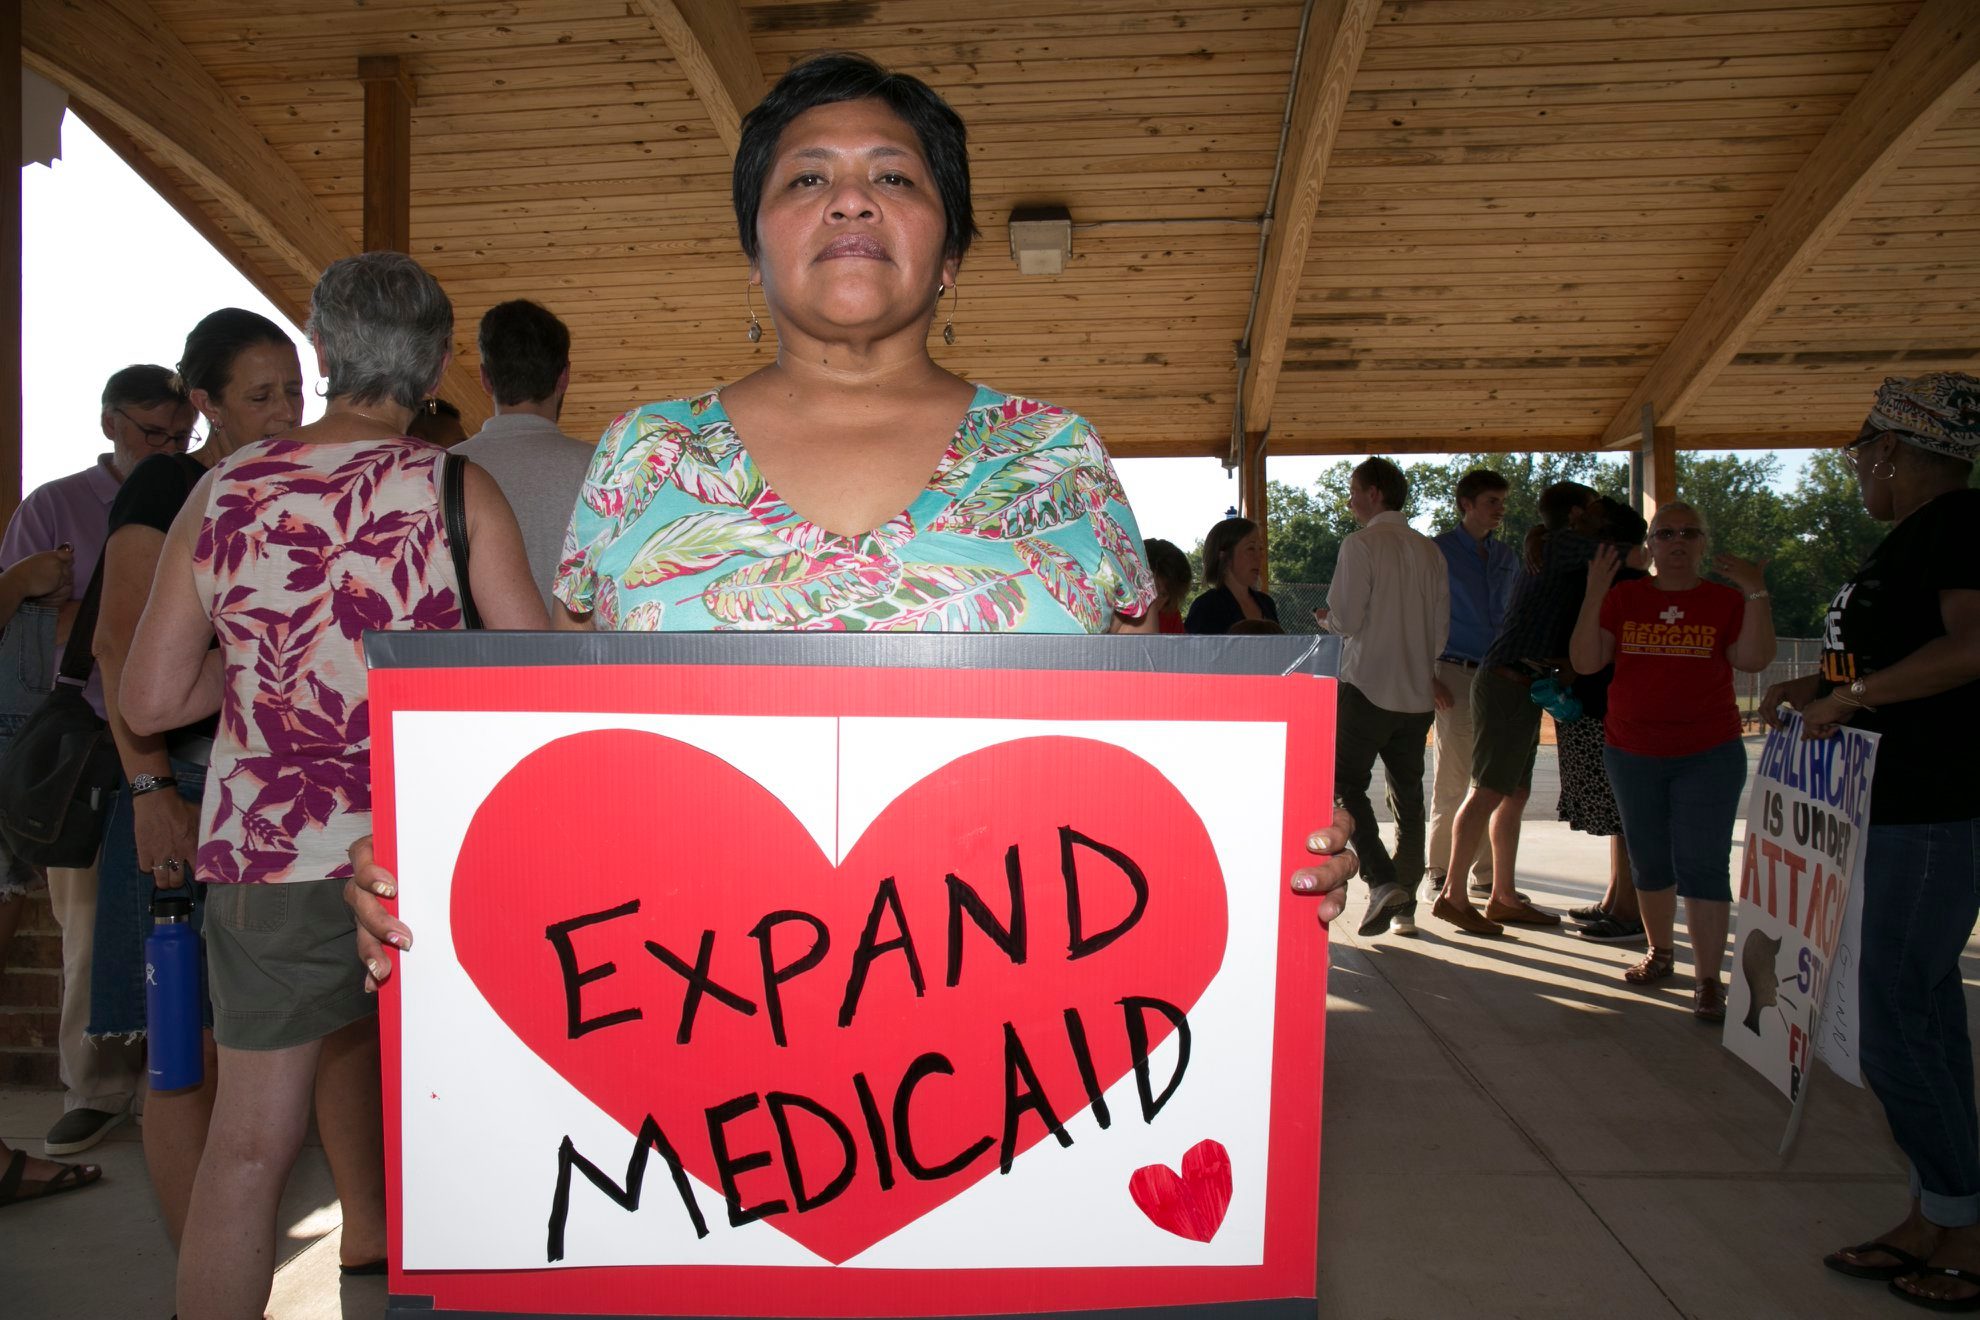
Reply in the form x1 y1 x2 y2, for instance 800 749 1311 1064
359 56 414 254
1643 426 1678 524
1239 432 1270 588
1 0 22 528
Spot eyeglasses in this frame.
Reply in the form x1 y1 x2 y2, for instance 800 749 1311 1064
1845 427 1883 471
1651 527 1705 542
114 408 195 449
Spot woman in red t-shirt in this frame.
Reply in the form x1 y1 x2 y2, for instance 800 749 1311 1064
1569 501 1775 1018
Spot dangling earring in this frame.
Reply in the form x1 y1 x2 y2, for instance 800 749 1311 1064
745 284 763 343
940 282 957 346
1870 455 1897 480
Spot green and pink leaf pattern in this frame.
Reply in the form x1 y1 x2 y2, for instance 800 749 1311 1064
623 508 783 588
804 563 1029 632
1013 536 1105 633
702 549 901 627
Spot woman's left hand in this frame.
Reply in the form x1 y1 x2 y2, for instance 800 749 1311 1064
1798 692 1856 740
1289 805 1357 926
1714 552 1769 595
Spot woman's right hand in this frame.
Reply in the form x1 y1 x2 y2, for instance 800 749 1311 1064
1760 673 1824 728
133 791 199 890
343 834 410 992
1584 543 1620 599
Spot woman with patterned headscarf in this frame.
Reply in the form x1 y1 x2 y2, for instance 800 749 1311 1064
1764 372 1980 1307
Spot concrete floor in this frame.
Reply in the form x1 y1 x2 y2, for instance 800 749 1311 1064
0 818 1932 1319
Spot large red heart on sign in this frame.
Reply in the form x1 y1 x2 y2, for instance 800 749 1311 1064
450 730 1228 1265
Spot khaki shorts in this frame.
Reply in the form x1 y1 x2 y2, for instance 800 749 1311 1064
204 877 376 1051
1469 668 1544 795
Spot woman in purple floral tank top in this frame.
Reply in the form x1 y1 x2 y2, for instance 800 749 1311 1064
122 253 545 1317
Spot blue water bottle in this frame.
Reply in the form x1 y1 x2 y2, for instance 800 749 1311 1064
145 892 202 1092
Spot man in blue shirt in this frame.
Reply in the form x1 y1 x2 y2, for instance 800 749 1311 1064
1421 469 1520 922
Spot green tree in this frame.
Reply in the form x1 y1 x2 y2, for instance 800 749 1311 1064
1263 468 1357 585
1769 451 1886 637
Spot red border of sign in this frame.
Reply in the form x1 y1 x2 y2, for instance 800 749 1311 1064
370 662 1331 1317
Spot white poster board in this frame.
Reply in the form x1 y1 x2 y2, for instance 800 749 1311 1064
1723 712 1880 1102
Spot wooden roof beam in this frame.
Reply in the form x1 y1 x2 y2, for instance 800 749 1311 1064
636 0 764 156
22 0 488 428
1238 0 1382 443
1598 0 1980 449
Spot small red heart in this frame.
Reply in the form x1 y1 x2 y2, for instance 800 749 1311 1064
452 729 1227 1263
1128 1139 1232 1243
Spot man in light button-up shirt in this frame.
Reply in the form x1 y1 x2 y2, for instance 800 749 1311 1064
1318 458 1448 937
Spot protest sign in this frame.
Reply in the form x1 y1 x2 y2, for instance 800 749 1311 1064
367 633 1334 1319
1723 711 1879 1104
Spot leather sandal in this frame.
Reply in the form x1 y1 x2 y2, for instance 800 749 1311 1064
1694 979 1726 1022
0 1148 102 1209
1624 947 1675 985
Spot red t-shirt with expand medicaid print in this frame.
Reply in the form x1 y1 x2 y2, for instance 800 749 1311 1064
1599 576 1746 758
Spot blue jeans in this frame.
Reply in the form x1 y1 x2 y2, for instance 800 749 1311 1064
1602 738 1747 900
87 758 210 1038
1859 818 1980 1228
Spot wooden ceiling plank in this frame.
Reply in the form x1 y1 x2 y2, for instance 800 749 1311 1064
22 0 489 426
1239 0 1382 436
1600 0 1980 448
635 0 764 155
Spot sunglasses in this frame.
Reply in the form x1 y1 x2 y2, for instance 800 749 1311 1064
1651 527 1705 542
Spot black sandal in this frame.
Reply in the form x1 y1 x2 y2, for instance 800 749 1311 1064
1892 1266 1980 1312
0 1147 103 1209
1826 1239 1928 1280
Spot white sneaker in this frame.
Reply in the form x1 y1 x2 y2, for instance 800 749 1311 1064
1393 905 1419 936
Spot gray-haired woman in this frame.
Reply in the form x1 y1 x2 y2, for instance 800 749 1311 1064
122 252 544 1317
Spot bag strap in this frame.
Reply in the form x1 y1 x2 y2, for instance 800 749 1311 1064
55 554 108 687
442 454 482 631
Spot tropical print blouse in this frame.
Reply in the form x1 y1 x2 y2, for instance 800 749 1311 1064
553 386 1155 632
191 438 463 884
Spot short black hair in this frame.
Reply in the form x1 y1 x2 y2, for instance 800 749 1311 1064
101 364 185 412
1587 496 1647 546
1352 457 1407 512
177 308 291 401
733 53 977 267
1537 480 1598 531
478 300 571 406
1454 467 1509 509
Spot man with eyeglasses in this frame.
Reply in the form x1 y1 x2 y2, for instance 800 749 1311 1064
0 363 192 1158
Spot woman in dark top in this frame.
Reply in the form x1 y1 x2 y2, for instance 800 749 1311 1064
1763 374 1980 1307
90 309 388 1264
1185 516 1278 634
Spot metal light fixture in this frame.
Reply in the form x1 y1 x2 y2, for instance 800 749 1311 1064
1008 205 1072 276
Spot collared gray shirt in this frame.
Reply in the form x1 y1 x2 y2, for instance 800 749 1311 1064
453 413 596 614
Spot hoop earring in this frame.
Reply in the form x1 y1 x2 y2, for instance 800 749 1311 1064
1870 456 1897 480
941 283 957 346
313 379 328 397
745 284 762 343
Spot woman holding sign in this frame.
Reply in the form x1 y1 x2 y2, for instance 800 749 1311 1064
1761 373 1980 1310
344 54 1358 979
1569 502 1776 1019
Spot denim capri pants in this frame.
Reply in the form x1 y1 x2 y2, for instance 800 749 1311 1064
1602 737 1747 900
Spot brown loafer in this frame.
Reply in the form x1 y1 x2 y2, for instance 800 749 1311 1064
1484 896 1561 926
1432 896 1503 937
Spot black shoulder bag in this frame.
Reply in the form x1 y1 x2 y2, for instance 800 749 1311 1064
0 557 124 867
442 453 482 629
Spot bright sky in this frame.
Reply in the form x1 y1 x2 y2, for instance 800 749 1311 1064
21 110 1806 550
